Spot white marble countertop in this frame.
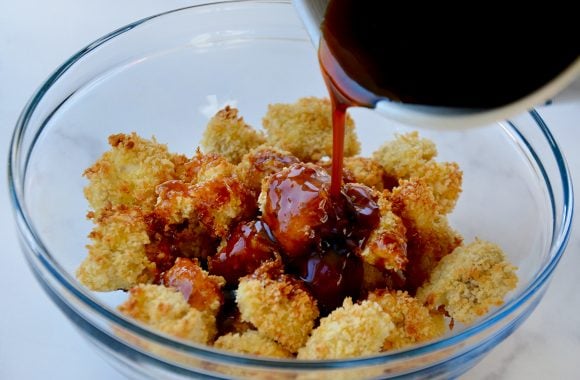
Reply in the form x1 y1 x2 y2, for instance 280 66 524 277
1 1 579 379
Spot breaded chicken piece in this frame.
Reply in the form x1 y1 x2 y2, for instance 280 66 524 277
372 131 437 179
201 106 266 164
214 330 293 358
419 161 462 214
359 191 408 271
236 261 319 352
343 156 388 191
236 145 300 193
372 132 462 214
118 284 216 344
262 97 360 162
417 239 518 324
77 205 155 291
390 178 462 290
297 298 394 360
162 258 225 317
175 149 235 184
367 290 446 350
154 176 257 238
83 133 179 215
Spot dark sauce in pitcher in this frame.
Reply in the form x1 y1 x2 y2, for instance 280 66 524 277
320 0 579 195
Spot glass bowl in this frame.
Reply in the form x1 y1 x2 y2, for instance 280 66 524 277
8 1 573 378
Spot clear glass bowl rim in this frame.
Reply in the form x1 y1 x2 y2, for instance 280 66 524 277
7 0 574 370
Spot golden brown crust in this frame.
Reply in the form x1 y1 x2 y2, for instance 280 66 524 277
236 262 319 352
83 133 178 215
214 330 293 358
359 192 408 271
367 290 446 350
372 132 462 214
343 156 388 191
236 145 300 193
118 284 216 344
201 106 266 164
416 239 518 324
297 298 394 360
77 205 155 291
262 97 360 162
390 178 462 290
162 258 225 317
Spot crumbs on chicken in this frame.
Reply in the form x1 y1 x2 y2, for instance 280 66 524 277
201 106 266 164
367 290 446 351
372 132 462 214
214 330 293 358
118 284 216 344
417 239 518 324
343 156 389 191
390 178 462 290
154 175 257 238
83 133 179 215
236 145 300 193
262 97 360 162
236 261 319 352
297 298 394 360
162 258 225 317
175 149 235 184
77 205 155 291
359 188 408 271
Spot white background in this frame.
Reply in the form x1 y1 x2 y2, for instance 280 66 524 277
1 1 579 379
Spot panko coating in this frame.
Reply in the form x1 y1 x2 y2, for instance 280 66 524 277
390 178 462 290
262 97 360 162
236 145 300 193
162 257 225 317
297 298 394 360
359 191 408 271
175 149 235 184
372 131 437 179
83 133 179 215
118 284 216 344
155 176 257 238
201 106 266 164
343 156 389 191
77 205 155 291
373 132 462 214
214 330 293 358
417 239 518 324
236 261 319 352
367 290 446 350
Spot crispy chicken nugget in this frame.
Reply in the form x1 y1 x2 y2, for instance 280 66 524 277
417 239 518 324
372 132 462 213
297 298 394 360
372 131 437 179
262 97 360 162
236 261 319 352
390 178 462 290
214 330 293 358
236 145 300 193
175 149 235 184
343 156 389 191
367 290 446 351
154 176 257 238
118 284 216 344
77 205 155 291
359 191 408 271
83 133 179 214
162 258 225 317
201 106 266 164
